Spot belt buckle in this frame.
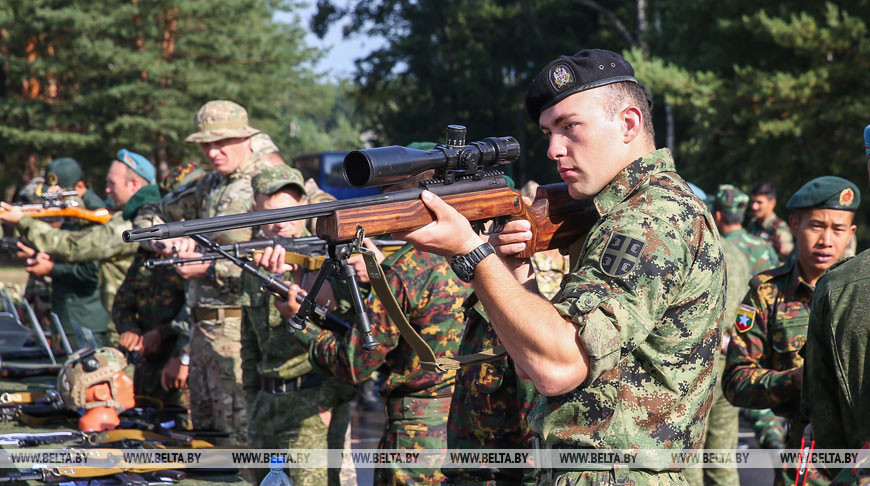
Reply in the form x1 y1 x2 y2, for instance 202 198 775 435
275 379 287 394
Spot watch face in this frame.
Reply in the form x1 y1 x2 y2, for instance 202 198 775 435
451 256 474 282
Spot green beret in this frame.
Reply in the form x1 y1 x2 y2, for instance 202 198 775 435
713 184 749 215
252 164 306 197
786 176 861 211
46 157 84 189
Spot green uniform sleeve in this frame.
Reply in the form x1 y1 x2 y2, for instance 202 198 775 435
50 261 100 284
800 278 843 450
18 214 133 262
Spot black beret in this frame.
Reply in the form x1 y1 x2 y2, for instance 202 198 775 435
525 49 637 123
786 176 861 211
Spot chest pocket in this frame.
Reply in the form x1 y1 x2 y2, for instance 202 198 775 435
770 302 808 355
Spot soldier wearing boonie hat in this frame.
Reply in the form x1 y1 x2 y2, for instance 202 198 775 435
724 176 860 486
131 99 277 446
185 100 260 143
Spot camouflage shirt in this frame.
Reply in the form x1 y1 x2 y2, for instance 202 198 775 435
529 148 726 454
308 245 470 398
801 251 870 453
531 250 571 301
746 212 794 261
135 158 266 309
445 297 538 484
17 210 137 315
722 227 779 276
721 239 752 341
723 260 812 420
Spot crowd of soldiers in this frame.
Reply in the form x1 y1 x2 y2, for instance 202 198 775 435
0 47 868 486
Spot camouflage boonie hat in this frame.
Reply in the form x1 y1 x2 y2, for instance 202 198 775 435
252 164 306 197
160 161 207 194
185 100 260 143
786 176 861 211
714 184 750 215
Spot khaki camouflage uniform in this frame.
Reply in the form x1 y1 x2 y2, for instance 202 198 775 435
802 252 870 484
134 101 270 445
444 296 538 485
16 196 143 346
308 245 470 485
747 212 794 262
531 149 726 485
530 250 571 301
722 228 779 276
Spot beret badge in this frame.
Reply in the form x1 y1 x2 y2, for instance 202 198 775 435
47 172 58 187
550 64 574 90
839 188 854 207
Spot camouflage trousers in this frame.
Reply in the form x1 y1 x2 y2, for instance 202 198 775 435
188 315 246 446
544 470 689 486
685 356 738 486
377 395 451 485
247 376 356 486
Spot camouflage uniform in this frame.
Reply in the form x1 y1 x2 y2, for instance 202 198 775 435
134 101 268 445
802 251 870 484
444 296 538 485
16 195 142 345
721 228 779 276
241 268 355 486
308 245 471 485
686 239 750 486
531 149 725 485
723 261 826 484
746 212 794 262
240 164 355 485
530 250 571 301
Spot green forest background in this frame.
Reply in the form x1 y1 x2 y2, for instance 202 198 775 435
2 0 869 243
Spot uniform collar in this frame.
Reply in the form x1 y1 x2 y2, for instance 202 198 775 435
225 156 257 181
593 148 675 215
785 259 815 300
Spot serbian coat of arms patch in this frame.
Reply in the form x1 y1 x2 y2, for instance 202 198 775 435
599 232 645 278
735 305 756 332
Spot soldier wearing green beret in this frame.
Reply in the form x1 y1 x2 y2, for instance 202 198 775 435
724 176 860 486
45 157 107 211
801 133 870 484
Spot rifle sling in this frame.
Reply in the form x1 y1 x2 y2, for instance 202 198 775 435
360 251 506 372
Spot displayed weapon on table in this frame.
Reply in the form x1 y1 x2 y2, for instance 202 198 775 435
144 235 406 270
188 233 353 336
123 125 599 350
1 190 113 224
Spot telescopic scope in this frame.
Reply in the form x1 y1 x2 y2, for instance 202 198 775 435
343 125 520 188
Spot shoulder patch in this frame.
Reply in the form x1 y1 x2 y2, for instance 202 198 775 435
600 232 645 278
735 305 756 332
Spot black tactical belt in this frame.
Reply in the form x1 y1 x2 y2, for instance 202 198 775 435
259 373 324 395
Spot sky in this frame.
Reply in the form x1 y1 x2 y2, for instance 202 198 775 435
275 3 386 81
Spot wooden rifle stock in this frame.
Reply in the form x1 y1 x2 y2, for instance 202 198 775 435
316 182 598 258
0 206 113 224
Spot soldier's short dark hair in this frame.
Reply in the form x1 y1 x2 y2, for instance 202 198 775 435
719 210 744 225
604 82 655 140
750 183 776 200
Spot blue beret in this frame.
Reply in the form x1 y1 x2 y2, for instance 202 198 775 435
786 176 860 211
116 149 156 184
525 49 637 123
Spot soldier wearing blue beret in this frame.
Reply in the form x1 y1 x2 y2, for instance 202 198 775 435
725 175 860 486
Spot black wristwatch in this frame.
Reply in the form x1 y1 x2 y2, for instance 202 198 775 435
450 242 495 283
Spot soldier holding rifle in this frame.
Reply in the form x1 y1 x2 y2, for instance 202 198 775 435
398 49 726 484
